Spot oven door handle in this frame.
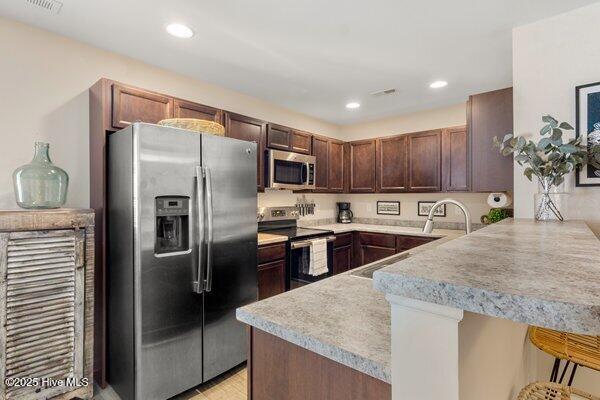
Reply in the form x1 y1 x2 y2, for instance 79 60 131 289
290 236 336 249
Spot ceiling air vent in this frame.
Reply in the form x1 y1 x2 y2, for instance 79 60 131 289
25 0 63 14
371 88 398 97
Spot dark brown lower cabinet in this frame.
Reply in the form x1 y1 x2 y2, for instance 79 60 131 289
352 232 439 268
333 245 352 274
355 232 397 266
257 242 286 300
257 260 286 300
248 327 391 400
333 233 353 274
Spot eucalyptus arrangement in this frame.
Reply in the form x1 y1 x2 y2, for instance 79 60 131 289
494 115 600 221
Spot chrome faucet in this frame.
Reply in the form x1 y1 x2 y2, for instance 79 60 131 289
422 199 472 235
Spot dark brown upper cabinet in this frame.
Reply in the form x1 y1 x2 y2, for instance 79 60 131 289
224 112 267 191
442 126 470 192
376 135 408 192
407 130 442 192
266 124 292 151
291 130 312 155
349 139 377 193
328 139 345 192
111 83 173 130
311 136 344 193
266 124 312 155
312 135 329 191
173 99 223 124
468 87 513 192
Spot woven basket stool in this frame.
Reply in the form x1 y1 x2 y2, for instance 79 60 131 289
529 326 600 386
517 382 599 400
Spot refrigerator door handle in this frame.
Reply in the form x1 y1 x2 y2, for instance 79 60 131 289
204 166 214 292
193 165 205 294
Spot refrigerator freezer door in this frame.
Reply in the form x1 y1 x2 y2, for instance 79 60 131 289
201 134 258 382
134 124 204 400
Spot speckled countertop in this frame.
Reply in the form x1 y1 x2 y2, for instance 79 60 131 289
237 229 463 383
257 232 288 246
374 218 600 335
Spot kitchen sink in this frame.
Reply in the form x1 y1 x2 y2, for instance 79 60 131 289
350 252 410 279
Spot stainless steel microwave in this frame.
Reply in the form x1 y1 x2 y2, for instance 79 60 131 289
268 149 316 190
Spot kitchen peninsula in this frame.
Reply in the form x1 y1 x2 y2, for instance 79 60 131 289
238 219 600 400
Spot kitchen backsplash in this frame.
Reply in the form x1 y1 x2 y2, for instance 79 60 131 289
258 190 498 224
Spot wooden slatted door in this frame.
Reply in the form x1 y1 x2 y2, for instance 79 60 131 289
0 229 85 400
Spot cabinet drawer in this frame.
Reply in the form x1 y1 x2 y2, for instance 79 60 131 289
358 232 396 248
333 232 352 248
396 235 436 251
258 242 286 264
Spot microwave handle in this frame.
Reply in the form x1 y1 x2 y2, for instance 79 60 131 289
302 163 308 184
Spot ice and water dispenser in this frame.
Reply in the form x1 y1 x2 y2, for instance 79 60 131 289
155 196 190 255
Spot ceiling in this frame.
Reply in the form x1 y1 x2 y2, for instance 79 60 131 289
1 0 597 125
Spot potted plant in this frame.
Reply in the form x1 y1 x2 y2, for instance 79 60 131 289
494 115 600 221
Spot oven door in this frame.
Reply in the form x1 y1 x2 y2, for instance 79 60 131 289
288 236 335 289
268 149 316 190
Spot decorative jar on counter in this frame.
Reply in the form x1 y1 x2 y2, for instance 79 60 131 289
13 142 68 209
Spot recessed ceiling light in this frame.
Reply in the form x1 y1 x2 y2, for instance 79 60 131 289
429 80 448 89
346 102 360 109
166 23 194 38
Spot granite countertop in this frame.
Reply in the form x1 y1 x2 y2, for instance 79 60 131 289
309 222 463 238
237 229 463 383
374 218 600 335
258 232 288 246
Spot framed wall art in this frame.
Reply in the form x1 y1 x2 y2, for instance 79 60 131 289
576 81 600 186
377 201 400 215
418 201 446 217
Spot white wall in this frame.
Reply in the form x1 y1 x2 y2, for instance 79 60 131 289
513 3 600 394
0 17 340 210
513 3 600 234
339 102 467 141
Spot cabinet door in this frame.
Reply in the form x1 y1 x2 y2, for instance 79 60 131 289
173 99 223 124
396 235 436 252
112 83 173 129
0 229 85 400
291 130 312 155
225 112 267 190
312 135 329 191
333 245 352 274
376 135 408 192
407 130 442 192
349 140 376 193
328 140 345 192
266 124 292 151
257 260 286 300
469 87 513 192
442 126 470 191
360 246 396 266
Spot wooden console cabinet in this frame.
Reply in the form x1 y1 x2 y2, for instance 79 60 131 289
0 210 94 400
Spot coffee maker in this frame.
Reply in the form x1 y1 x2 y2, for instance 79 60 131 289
337 202 353 224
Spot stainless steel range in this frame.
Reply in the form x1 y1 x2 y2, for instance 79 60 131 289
258 207 335 289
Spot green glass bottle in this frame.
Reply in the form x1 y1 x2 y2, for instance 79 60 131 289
13 142 69 209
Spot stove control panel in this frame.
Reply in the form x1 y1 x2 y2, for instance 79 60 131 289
257 206 299 222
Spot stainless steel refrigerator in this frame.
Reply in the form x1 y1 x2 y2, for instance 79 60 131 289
107 123 258 400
